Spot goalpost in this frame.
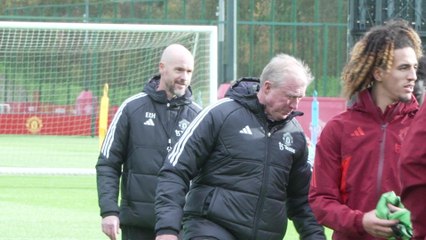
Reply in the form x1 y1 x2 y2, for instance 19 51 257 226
0 21 217 174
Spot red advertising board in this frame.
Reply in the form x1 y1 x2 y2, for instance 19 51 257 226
0 114 98 135
0 99 346 136
298 97 347 138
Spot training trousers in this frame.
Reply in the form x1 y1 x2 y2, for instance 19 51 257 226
121 226 155 240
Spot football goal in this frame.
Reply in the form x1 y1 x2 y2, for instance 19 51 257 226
0 21 217 174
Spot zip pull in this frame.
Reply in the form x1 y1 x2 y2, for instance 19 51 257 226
166 138 172 152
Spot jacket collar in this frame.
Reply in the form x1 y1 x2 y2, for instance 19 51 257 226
225 77 303 124
143 74 193 107
349 88 418 121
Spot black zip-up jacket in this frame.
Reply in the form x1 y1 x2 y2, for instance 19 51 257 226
155 77 325 240
96 75 201 229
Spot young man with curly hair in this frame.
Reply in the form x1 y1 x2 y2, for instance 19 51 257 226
309 19 422 240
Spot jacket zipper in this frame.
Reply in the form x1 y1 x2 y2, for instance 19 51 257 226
252 130 272 239
376 104 398 198
376 123 387 198
154 102 182 154
166 103 184 153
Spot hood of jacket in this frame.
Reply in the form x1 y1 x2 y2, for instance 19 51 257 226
224 77 303 124
143 74 193 107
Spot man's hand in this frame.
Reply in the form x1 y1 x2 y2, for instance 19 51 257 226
362 209 398 238
101 215 120 240
387 203 403 213
155 234 178 240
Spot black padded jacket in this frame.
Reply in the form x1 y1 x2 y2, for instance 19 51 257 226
155 77 325 240
96 75 201 229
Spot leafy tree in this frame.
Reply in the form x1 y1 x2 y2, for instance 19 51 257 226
0 0 348 99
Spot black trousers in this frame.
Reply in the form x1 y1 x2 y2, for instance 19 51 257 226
190 237 219 240
121 225 184 240
121 226 155 240
183 217 236 240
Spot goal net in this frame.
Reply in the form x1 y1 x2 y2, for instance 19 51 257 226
0 21 217 175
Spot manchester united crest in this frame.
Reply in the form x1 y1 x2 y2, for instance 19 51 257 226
26 116 43 134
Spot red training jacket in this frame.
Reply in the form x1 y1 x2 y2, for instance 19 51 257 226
400 101 426 240
309 89 418 240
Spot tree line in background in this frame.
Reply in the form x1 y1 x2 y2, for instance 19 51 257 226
0 0 348 99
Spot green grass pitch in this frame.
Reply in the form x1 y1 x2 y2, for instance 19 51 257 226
0 135 332 239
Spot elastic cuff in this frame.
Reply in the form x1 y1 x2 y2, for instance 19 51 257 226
156 228 179 236
101 211 119 218
355 212 367 235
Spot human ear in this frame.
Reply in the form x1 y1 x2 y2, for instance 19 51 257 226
373 67 383 82
264 80 272 93
159 62 165 73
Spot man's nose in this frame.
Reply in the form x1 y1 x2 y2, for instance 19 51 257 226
408 67 417 81
181 71 190 80
289 99 299 109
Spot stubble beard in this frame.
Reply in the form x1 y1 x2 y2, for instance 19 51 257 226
167 83 186 98
398 94 412 103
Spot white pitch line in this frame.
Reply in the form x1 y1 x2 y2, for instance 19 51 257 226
0 167 95 175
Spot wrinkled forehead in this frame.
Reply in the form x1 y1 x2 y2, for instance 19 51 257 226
284 84 306 97
287 72 309 92
279 69 309 86
271 80 306 99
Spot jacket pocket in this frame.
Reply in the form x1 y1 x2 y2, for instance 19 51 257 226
184 185 215 215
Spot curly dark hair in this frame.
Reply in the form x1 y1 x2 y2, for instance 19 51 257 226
342 19 423 99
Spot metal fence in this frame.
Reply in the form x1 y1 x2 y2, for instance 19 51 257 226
0 0 350 97
349 0 426 48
